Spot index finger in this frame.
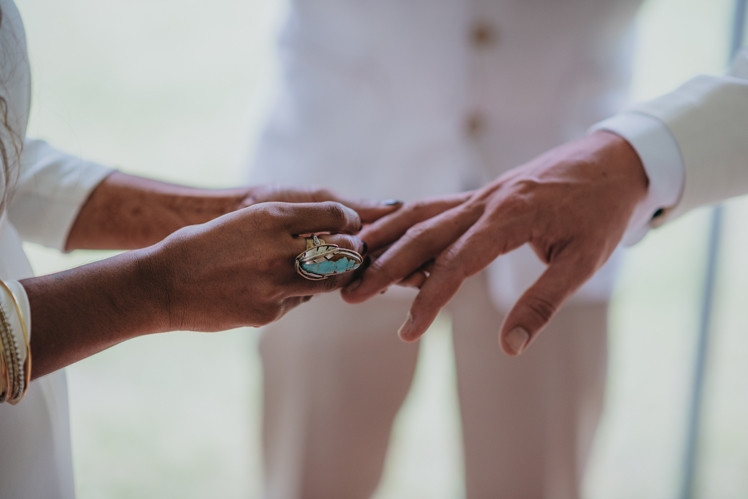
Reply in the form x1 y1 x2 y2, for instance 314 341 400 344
278 201 363 235
359 193 471 252
397 214 529 341
342 203 482 303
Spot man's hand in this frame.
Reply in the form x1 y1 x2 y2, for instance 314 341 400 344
343 131 649 356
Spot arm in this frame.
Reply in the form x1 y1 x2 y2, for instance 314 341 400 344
10 141 400 252
66 174 401 251
23 201 366 379
343 132 647 354
65 172 251 250
345 48 748 356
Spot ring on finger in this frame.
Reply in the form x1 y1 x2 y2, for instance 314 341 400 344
295 235 363 281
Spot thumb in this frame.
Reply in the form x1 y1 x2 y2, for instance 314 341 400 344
499 257 596 356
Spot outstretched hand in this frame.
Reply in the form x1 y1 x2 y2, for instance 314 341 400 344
342 131 649 356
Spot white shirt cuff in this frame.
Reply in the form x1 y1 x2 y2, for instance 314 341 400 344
591 112 685 245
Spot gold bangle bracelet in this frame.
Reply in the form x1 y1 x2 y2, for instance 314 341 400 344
0 305 17 402
0 280 31 404
0 341 8 402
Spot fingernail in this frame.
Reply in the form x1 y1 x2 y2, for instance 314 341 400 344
398 313 413 339
358 256 371 272
381 199 403 206
505 327 530 356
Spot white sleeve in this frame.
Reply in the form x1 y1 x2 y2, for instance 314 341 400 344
591 113 685 245
592 46 748 244
7 139 114 250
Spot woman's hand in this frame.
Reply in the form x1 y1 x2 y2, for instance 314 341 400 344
151 201 366 331
24 201 365 378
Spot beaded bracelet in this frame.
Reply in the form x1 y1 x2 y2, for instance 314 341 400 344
0 302 21 403
0 280 31 404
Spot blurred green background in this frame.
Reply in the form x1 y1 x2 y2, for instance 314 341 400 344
16 0 748 497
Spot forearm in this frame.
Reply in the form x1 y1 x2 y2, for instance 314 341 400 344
66 172 250 250
21 248 169 379
23 200 367 379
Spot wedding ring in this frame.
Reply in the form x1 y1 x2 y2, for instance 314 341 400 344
295 235 364 281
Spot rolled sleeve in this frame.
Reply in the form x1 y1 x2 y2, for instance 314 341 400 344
7 140 114 250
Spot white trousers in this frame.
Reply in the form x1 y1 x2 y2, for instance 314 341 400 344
259 273 608 499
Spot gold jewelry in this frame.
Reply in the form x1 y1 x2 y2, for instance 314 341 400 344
0 303 20 403
0 280 31 404
0 319 9 402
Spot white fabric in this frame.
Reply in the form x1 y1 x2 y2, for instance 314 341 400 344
0 0 113 497
592 112 685 245
247 0 645 308
9 139 114 250
624 47 748 222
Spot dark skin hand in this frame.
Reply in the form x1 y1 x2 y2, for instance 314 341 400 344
24 173 400 379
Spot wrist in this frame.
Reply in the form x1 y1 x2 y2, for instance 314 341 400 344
589 130 649 204
20 249 172 379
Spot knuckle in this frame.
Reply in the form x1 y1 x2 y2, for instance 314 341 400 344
250 203 285 230
402 221 431 243
321 201 348 225
254 302 284 326
367 257 398 285
524 295 558 324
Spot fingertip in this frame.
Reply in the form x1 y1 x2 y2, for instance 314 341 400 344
341 279 367 303
334 201 363 233
500 326 530 356
381 199 403 206
397 314 419 342
356 199 403 224
399 311 432 343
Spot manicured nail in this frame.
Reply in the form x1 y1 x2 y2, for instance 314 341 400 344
381 199 403 206
362 255 372 269
505 327 529 355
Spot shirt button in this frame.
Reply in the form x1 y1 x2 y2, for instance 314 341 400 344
465 112 486 138
470 22 497 48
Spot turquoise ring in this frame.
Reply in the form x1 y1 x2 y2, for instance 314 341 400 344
295 235 363 281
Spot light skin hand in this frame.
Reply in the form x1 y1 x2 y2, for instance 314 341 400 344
23 201 364 379
342 131 649 356
244 185 402 225
67 174 400 251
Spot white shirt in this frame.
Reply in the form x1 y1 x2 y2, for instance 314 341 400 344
247 0 645 307
0 1 112 497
